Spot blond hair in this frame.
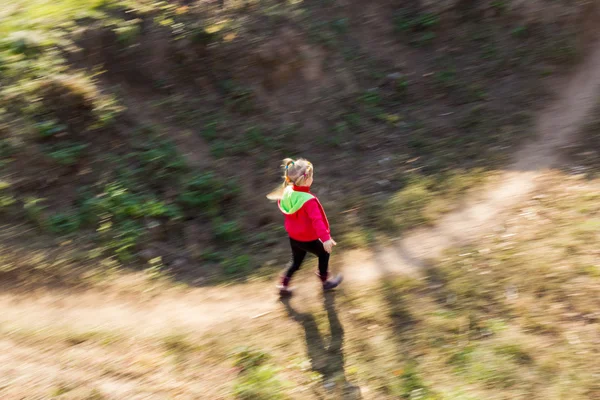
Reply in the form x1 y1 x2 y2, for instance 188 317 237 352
266 158 314 200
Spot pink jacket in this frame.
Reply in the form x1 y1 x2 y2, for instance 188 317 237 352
277 186 331 242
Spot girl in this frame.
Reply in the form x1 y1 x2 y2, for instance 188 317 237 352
267 158 343 296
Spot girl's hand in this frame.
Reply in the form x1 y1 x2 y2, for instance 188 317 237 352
323 239 337 253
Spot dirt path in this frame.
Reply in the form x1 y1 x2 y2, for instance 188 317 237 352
3 40 600 343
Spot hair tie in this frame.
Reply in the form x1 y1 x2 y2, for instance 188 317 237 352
285 161 295 170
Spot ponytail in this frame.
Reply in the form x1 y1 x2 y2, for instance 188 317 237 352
266 158 313 201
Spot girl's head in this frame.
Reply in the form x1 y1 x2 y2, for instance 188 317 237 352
266 158 314 200
282 158 314 187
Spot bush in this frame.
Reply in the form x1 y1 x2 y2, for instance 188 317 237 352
82 182 180 223
222 255 251 276
80 182 181 262
35 120 67 139
114 19 142 45
179 173 238 215
46 142 88 166
233 365 287 400
3 31 45 57
234 347 270 371
137 141 187 179
214 219 243 243
47 212 81 234
107 220 144 263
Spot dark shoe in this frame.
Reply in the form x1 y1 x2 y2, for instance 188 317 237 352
322 274 343 291
277 285 293 297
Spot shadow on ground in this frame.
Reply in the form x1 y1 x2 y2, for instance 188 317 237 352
281 293 362 399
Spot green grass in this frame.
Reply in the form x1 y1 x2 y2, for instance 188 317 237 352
0 0 107 36
45 142 88 166
381 170 486 232
233 365 288 400
232 347 288 400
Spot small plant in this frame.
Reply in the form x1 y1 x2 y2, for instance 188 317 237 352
0 194 15 210
491 1 507 12
233 365 287 400
213 219 243 243
511 26 528 38
414 31 436 47
47 212 81 234
145 256 169 281
201 121 219 141
221 81 255 114
0 137 16 160
190 26 216 45
435 68 457 89
84 182 180 222
394 10 439 47
447 346 475 371
234 347 270 371
245 126 267 146
163 333 195 354
0 181 15 211
138 140 187 179
114 19 142 46
210 140 227 158
107 220 144 263
494 344 533 365
179 172 237 215
46 142 88 166
389 362 437 399
4 31 44 57
360 90 382 106
232 347 287 400
35 120 67 139
395 76 409 96
23 197 46 227
222 254 251 275
394 12 438 32
50 383 73 396
416 13 439 29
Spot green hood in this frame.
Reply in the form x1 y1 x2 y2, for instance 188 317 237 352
278 186 315 214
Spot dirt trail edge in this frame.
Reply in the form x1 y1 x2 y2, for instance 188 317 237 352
3 42 600 337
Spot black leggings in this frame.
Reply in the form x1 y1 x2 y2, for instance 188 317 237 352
285 238 330 279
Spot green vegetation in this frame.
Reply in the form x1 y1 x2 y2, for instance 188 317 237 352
382 170 486 232
233 347 288 400
0 0 595 287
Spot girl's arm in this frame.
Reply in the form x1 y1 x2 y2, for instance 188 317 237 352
305 199 331 242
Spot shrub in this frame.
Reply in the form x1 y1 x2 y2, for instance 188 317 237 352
179 172 238 215
47 212 81 234
46 142 88 165
222 255 251 276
